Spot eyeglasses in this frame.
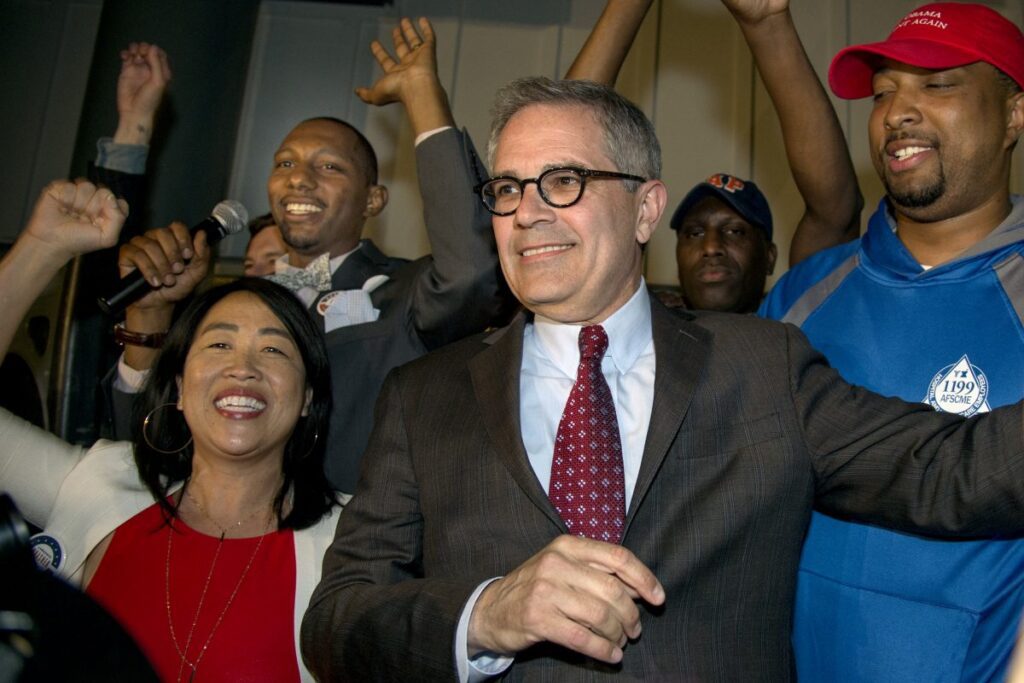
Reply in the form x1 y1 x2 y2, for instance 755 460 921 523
474 166 647 216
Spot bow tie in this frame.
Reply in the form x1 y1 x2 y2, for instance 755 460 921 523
267 253 333 292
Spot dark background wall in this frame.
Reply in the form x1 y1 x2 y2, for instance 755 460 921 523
60 0 260 444
1 0 260 443
70 0 261 230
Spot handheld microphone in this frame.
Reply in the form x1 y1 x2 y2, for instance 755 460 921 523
97 200 249 316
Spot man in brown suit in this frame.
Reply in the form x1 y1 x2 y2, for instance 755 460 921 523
301 77 1024 681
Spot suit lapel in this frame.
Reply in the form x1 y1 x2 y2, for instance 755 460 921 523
329 240 391 290
469 314 565 530
624 297 711 524
308 241 394 326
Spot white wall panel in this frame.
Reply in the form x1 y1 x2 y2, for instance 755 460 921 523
647 0 752 284
225 0 1024 284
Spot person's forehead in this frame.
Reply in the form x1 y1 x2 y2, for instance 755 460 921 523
247 229 284 253
198 292 291 336
495 103 609 172
278 120 360 155
873 58 995 82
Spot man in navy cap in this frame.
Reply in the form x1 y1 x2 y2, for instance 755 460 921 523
669 173 777 313
562 0 864 314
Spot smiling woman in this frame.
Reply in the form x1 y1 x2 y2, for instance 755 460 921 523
0 180 342 683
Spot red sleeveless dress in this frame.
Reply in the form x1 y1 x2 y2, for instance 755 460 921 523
86 503 299 683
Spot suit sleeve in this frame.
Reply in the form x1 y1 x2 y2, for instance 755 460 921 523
408 128 513 351
87 162 148 243
785 323 1024 536
99 360 139 441
301 369 477 682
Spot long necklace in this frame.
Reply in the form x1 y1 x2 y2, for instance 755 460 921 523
165 510 273 683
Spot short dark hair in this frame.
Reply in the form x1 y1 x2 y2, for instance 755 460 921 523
247 212 277 238
301 116 379 186
132 278 337 530
996 66 1023 97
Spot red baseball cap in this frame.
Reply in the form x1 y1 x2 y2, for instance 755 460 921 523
829 3 1024 99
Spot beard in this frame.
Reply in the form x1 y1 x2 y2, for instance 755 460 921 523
884 168 946 209
278 222 320 251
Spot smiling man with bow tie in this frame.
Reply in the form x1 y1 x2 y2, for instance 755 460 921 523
110 18 510 493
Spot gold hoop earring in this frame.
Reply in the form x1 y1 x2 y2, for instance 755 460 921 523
142 402 193 455
300 427 319 461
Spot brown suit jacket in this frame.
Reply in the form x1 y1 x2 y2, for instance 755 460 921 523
302 296 1024 681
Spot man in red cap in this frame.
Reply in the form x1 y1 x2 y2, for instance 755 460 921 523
761 3 1024 681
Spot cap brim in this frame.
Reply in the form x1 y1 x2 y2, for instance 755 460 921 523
828 38 982 99
670 183 771 239
671 186 718 230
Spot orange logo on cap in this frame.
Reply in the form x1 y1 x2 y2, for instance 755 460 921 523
706 174 745 194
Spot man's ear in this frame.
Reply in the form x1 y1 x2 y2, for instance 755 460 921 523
363 185 389 218
635 180 668 246
1006 90 1024 149
301 387 313 417
766 241 779 276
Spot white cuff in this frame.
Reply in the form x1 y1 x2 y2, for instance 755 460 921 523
455 578 514 682
414 125 453 147
113 354 149 394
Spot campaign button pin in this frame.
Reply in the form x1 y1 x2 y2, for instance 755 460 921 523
317 291 341 317
30 534 64 573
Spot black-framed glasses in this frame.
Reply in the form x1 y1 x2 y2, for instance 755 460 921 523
474 166 647 216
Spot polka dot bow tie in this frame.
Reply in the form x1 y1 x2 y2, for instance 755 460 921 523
267 253 332 292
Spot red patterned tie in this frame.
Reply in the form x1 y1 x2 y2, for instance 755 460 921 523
549 325 626 544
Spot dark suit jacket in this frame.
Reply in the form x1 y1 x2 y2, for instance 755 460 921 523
312 127 511 491
302 296 1024 681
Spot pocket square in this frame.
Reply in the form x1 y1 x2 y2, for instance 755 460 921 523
322 289 382 332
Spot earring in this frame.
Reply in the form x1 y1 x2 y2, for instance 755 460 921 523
142 402 193 455
299 426 319 461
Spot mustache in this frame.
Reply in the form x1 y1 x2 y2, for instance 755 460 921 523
884 130 940 147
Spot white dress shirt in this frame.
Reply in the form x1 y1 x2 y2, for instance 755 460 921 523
456 280 656 681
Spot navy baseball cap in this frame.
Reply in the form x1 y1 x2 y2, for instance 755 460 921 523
670 173 773 241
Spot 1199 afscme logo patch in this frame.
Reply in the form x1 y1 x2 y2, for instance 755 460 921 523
925 354 990 417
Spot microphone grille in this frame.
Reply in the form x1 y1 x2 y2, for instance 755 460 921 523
211 200 249 235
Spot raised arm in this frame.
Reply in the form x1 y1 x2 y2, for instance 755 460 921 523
724 0 861 265
113 42 172 147
99 224 210 440
90 42 172 240
0 181 126 360
115 224 211 373
356 18 512 348
355 17 453 136
565 0 655 85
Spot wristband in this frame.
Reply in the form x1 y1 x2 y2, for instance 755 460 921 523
114 321 167 348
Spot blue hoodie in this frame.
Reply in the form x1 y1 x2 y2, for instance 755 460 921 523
761 197 1024 682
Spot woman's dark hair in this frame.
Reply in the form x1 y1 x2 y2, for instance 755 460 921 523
131 278 336 530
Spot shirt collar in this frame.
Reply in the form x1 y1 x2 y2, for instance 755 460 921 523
531 279 652 379
275 243 362 276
